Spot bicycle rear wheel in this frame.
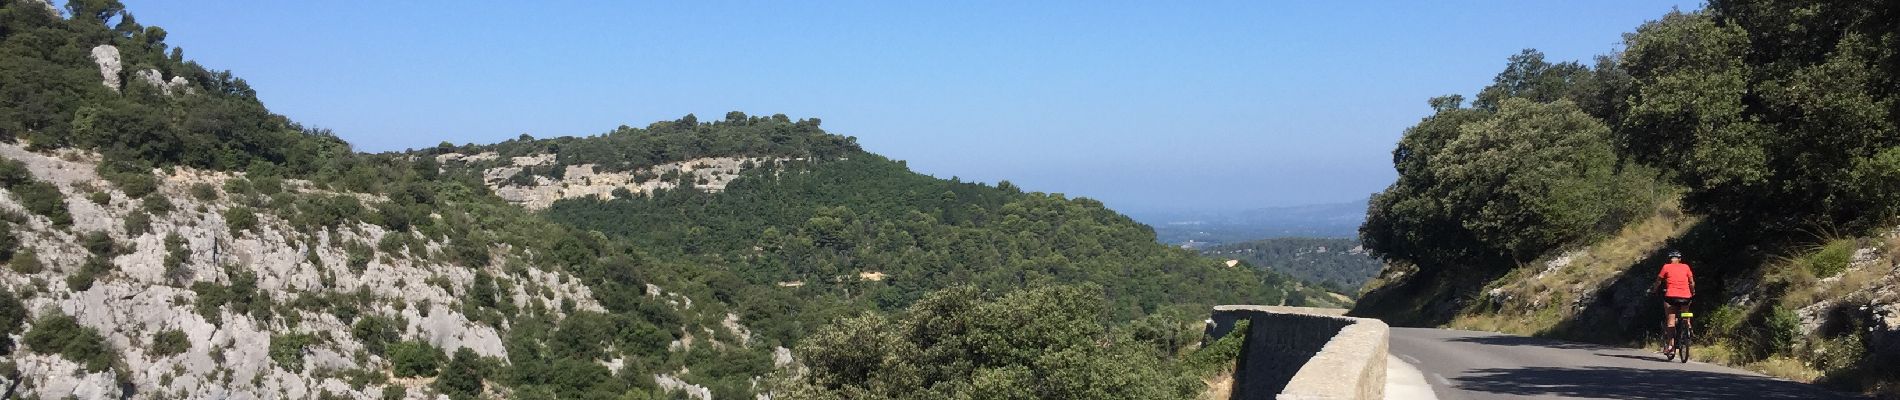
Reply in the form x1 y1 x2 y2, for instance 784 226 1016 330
1678 318 1692 363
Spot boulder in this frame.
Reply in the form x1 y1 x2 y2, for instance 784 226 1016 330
89 45 122 91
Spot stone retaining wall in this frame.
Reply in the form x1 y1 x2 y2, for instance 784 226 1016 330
1208 305 1389 400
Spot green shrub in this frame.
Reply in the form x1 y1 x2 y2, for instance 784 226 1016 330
81 255 114 275
450 240 489 268
225 207 258 235
191 270 265 326
124 210 152 235
9 249 42 274
351 315 401 356
142 194 175 215
779 285 1192 399
434 347 486 399
14 181 71 227
190 183 219 201
105 172 158 199
388 340 444 378
1807 239 1856 278
270 333 314 372
346 242 373 274
66 270 96 291
223 178 254 197
1705 304 1746 340
192 282 229 324
23 312 116 372
268 192 295 211
81 230 117 256
0 287 25 356
1811 333 1865 373
294 195 364 229
377 234 407 256
381 386 405 400
0 221 15 262
510 386 558 400
164 234 191 283
86 190 110 205
1765 305 1802 356
253 176 284 195
1179 320 1248 377
0 159 31 188
150 329 190 357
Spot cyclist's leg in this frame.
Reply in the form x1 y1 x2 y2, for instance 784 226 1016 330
1662 301 1680 350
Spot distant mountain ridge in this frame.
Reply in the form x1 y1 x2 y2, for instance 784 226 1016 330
1133 200 1368 246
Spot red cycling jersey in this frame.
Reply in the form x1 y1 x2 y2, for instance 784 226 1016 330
1659 262 1693 298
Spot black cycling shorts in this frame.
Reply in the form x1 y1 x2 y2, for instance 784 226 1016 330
1664 297 1692 306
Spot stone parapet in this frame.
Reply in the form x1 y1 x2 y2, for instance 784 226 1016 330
1209 305 1389 400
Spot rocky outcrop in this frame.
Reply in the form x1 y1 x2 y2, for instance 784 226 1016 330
0 143 602 399
434 151 498 164
1796 243 1900 362
86 45 192 95
25 0 57 16
655 373 714 400
89 45 121 91
456 153 786 210
131 69 193 95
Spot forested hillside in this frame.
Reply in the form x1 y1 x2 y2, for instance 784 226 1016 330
1203 237 1381 294
433 118 1328 342
1354 0 1900 395
0 1 1299 398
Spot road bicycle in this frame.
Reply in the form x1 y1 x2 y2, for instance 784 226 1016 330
1664 310 1693 363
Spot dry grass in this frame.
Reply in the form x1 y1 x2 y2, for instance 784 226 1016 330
1746 356 1824 383
1784 239 1895 310
1354 262 1415 299
1199 369 1234 400
1450 198 1697 335
1691 238 1898 393
1688 341 1749 366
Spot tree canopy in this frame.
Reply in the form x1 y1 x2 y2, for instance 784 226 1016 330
1364 1 1900 274
773 285 1200 400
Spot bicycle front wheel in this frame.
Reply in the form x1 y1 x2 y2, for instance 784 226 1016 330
1678 320 1692 363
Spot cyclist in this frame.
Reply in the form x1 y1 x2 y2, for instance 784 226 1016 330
1650 250 1695 355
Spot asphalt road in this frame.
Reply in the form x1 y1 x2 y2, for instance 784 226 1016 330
1388 327 1863 399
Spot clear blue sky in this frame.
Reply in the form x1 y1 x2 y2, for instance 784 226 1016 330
116 1 1699 214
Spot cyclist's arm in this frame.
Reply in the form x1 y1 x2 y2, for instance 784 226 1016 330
1689 275 1696 297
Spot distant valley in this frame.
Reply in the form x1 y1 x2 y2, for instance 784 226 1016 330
1200 238 1383 295
1131 200 1368 247
1130 202 1383 297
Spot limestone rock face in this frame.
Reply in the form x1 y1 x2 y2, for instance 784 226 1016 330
131 69 193 95
132 69 163 90
89 45 122 91
772 346 794 368
26 0 57 16
655 373 714 400
0 143 602 399
0 143 780 399
85 46 193 95
460 152 787 210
